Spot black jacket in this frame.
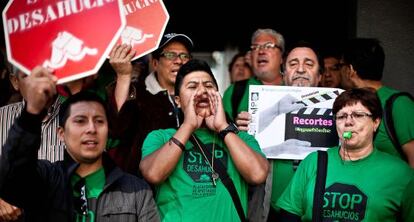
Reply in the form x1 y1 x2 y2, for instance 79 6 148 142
0 110 159 222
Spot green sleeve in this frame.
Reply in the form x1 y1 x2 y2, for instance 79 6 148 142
392 96 414 145
238 131 265 157
276 152 318 217
142 129 175 159
223 84 235 120
402 175 414 220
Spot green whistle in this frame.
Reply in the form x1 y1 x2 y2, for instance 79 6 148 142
343 131 352 139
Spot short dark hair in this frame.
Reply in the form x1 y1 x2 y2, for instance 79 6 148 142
228 52 246 73
174 59 218 96
333 87 382 120
342 38 385 81
283 40 324 74
58 91 108 127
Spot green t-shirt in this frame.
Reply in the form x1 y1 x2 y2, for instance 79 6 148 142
142 128 264 222
222 77 263 121
277 147 414 222
71 168 105 222
375 86 414 159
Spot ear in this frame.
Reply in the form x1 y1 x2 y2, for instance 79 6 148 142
9 75 19 91
174 95 181 108
57 127 65 142
348 64 357 78
317 73 322 84
373 118 381 132
151 57 159 70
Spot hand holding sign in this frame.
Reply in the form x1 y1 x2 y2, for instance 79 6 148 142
258 94 305 133
21 66 57 115
3 0 125 83
262 139 312 157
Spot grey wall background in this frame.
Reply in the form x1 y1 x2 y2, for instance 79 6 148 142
357 0 414 94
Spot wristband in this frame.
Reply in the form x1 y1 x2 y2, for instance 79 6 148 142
169 137 186 152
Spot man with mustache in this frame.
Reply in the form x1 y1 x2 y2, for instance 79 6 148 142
283 41 322 87
225 39 323 221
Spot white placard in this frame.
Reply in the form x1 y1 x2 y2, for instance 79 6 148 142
248 85 344 159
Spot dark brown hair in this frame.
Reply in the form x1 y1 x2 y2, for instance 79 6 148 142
333 87 382 120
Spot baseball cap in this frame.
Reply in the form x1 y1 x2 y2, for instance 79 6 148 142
159 33 194 51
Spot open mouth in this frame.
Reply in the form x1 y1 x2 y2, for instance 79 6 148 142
82 140 98 148
196 98 210 108
257 57 269 66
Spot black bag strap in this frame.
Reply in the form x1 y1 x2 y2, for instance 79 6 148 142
312 150 328 222
383 92 414 161
189 135 247 222
231 79 249 120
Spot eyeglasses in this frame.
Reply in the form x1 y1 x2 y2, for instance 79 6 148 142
335 111 373 122
160 51 191 61
250 42 281 51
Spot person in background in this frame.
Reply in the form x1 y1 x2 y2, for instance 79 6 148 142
228 52 253 83
277 88 414 221
244 50 253 69
223 28 285 128
319 47 342 88
107 33 194 176
339 38 414 167
0 50 19 107
140 59 269 221
0 67 159 221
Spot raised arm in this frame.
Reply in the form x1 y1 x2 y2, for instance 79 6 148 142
0 66 56 212
140 90 201 184
206 90 269 184
109 44 136 111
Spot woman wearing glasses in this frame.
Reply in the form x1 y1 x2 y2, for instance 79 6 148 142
276 88 414 222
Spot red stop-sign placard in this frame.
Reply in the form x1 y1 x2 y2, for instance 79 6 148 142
2 0 125 83
118 0 169 61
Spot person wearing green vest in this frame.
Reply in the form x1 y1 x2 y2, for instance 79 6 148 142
277 88 414 221
339 38 414 168
140 59 269 222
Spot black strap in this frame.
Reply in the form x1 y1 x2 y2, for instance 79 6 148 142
189 135 247 222
312 150 328 222
277 209 301 222
231 79 249 120
383 92 414 161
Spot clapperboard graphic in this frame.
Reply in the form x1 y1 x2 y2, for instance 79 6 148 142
285 90 341 147
296 90 340 106
248 85 344 159
285 108 338 147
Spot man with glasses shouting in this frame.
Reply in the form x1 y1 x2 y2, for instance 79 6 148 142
0 67 159 222
223 28 285 125
106 33 194 176
222 28 286 222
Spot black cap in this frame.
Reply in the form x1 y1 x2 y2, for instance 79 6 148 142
159 33 194 51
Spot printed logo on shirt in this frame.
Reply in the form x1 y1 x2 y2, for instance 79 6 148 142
322 183 367 221
183 143 228 198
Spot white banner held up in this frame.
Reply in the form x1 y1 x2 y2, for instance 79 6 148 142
248 85 344 160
